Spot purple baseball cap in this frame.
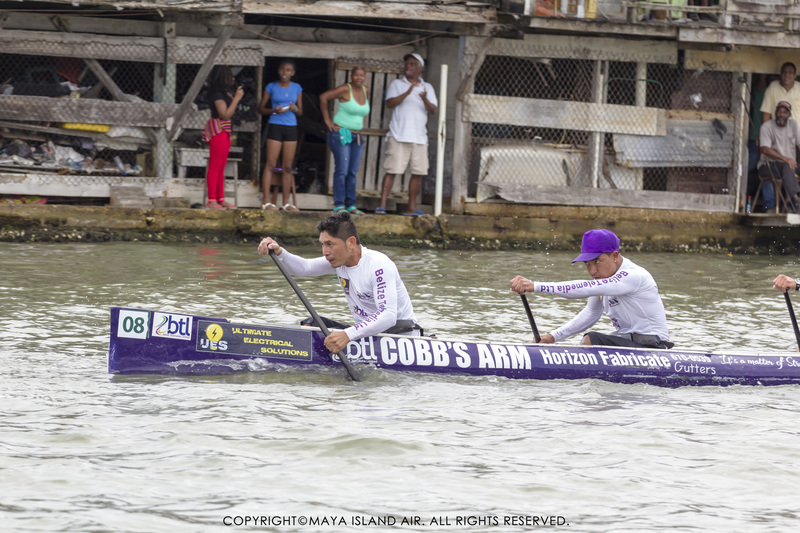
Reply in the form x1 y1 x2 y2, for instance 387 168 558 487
571 229 621 263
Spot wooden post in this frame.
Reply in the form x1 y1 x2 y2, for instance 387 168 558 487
154 22 177 179
452 36 490 214
167 23 234 141
251 64 263 183
732 71 748 213
635 62 647 107
587 59 606 188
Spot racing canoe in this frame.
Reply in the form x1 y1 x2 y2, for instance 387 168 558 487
108 307 800 387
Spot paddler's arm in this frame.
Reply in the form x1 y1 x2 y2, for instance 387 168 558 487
510 276 554 342
257 236 333 276
773 274 799 292
510 275 534 294
324 331 350 354
257 236 283 256
550 296 603 342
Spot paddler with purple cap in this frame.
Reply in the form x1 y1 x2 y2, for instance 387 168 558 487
510 229 673 349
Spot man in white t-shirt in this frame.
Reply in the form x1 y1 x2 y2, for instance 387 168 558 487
375 53 438 217
509 229 672 349
257 211 420 353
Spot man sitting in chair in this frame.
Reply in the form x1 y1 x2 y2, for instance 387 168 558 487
758 100 800 213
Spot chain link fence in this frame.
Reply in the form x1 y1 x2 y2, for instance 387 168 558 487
0 37 260 196
469 53 735 204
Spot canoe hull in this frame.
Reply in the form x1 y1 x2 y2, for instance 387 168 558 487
108 307 800 387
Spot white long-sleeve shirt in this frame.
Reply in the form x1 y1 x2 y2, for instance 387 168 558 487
275 246 417 341
533 257 669 343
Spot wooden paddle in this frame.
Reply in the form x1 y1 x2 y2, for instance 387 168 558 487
520 294 541 343
269 249 360 381
784 290 800 351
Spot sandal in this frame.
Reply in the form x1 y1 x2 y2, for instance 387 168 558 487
346 206 364 215
205 201 225 210
403 208 426 217
219 201 237 210
282 204 300 212
261 203 279 211
374 206 386 215
333 205 346 213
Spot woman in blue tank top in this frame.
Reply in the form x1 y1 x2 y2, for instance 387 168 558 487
320 66 371 214
257 59 303 211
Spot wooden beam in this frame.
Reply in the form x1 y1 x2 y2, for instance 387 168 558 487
167 25 234 141
0 29 262 65
0 95 259 133
480 185 736 212
685 48 800 74
241 0 497 23
679 27 800 49
20 0 238 12
523 18 678 40
0 120 151 148
0 27 417 64
613 116 734 168
2 11 415 45
465 34 678 64
0 95 179 127
462 95 667 136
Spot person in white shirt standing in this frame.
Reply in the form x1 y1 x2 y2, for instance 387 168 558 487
375 53 438 217
509 229 673 349
257 211 421 354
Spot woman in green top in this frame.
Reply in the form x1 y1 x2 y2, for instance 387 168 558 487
320 66 371 214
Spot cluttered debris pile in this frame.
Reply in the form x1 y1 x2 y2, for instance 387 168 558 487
0 138 141 175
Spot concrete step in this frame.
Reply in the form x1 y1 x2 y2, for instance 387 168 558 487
109 186 152 209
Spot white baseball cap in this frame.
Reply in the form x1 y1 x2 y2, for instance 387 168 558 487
403 53 425 67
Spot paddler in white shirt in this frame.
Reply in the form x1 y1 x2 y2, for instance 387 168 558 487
509 228 673 349
257 211 421 354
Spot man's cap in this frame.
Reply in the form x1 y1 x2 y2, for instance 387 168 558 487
403 53 425 67
571 229 621 263
777 101 792 114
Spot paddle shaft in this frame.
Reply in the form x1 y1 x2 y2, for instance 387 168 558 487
269 249 360 381
520 294 541 343
784 290 800 351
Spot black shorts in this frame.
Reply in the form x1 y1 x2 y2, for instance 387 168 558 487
267 124 298 143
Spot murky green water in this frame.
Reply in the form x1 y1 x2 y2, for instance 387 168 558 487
2 241 800 532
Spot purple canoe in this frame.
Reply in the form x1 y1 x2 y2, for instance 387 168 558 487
108 307 800 387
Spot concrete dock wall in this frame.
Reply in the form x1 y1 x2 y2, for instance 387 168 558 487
1 204 798 254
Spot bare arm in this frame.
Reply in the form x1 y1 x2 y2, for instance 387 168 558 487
386 83 416 109
257 89 273 116
293 91 303 118
761 145 797 169
419 87 437 115
774 274 797 292
319 84 349 131
213 86 244 121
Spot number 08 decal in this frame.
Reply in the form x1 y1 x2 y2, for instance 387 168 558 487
118 310 150 339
